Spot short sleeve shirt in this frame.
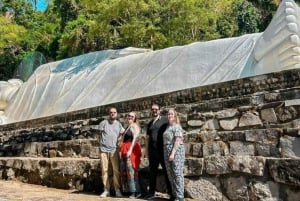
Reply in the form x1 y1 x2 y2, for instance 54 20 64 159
99 119 124 152
163 124 183 145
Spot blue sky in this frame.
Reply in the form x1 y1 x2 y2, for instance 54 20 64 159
35 0 48 11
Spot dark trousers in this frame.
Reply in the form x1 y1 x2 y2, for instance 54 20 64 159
148 148 172 196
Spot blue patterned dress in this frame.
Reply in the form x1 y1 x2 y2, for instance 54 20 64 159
163 124 185 199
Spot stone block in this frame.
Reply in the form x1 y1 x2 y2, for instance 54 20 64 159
184 143 192 157
219 118 239 131
222 176 249 201
268 158 300 187
239 112 263 128
199 130 218 142
205 156 231 175
202 119 220 130
191 143 202 157
229 141 255 156
187 120 204 127
203 141 228 157
276 106 298 122
249 182 274 200
23 142 38 156
256 143 280 157
280 136 300 159
215 109 239 119
245 129 279 144
184 158 203 176
218 131 246 142
80 143 92 157
228 156 265 176
261 108 278 123
185 177 228 200
48 149 57 158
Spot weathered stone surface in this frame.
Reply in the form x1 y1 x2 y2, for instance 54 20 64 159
248 182 274 201
205 156 231 175
267 158 300 187
187 120 204 127
0 157 101 190
191 143 202 157
202 141 229 157
276 107 298 122
264 92 281 102
215 109 239 119
223 176 249 201
185 177 228 201
291 118 300 128
283 128 300 137
199 130 218 142
245 129 279 144
184 130 201 142
239 112 263 128
218 131 246 142
286 187 300 201
228 156 265 176
219 118 238 131
184 158 204 176
229 141 255 156
256 143 280 157
261 108 278 123
201 112 215 118
280 136 300 158
202 119 220 131
185 143 192 156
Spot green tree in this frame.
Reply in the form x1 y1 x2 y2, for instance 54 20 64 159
233 0 261 35
0 15 26 80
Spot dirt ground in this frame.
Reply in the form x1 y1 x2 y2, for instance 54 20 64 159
0 180 197 201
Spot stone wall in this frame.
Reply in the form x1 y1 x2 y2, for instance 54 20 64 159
0 69 299 200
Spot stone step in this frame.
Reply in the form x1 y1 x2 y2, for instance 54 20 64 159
0 139 100 158
0 156 299 190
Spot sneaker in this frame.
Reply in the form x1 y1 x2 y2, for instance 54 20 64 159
100 190 110 197
145 194 155 200
135 193 142 198
129 192 142 199
115 189 123 197
129 193 136 199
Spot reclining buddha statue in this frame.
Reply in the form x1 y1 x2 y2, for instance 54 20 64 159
0 0 299 124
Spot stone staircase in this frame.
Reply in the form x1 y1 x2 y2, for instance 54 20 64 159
0 69 300 200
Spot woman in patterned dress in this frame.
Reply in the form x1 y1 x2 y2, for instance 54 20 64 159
120 112 142 199
163 108 185 201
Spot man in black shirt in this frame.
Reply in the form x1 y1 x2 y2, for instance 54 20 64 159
145 104 172 200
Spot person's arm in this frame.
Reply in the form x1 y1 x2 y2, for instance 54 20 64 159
145 122 151 158
98 120 105 140
145 135 149 158
117 122 125 145
169 125 183 161
126 124 140 157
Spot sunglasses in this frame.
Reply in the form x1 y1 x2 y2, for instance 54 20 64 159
127 114 135 118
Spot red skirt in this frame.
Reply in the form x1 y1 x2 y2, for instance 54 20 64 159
120 141 141 170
